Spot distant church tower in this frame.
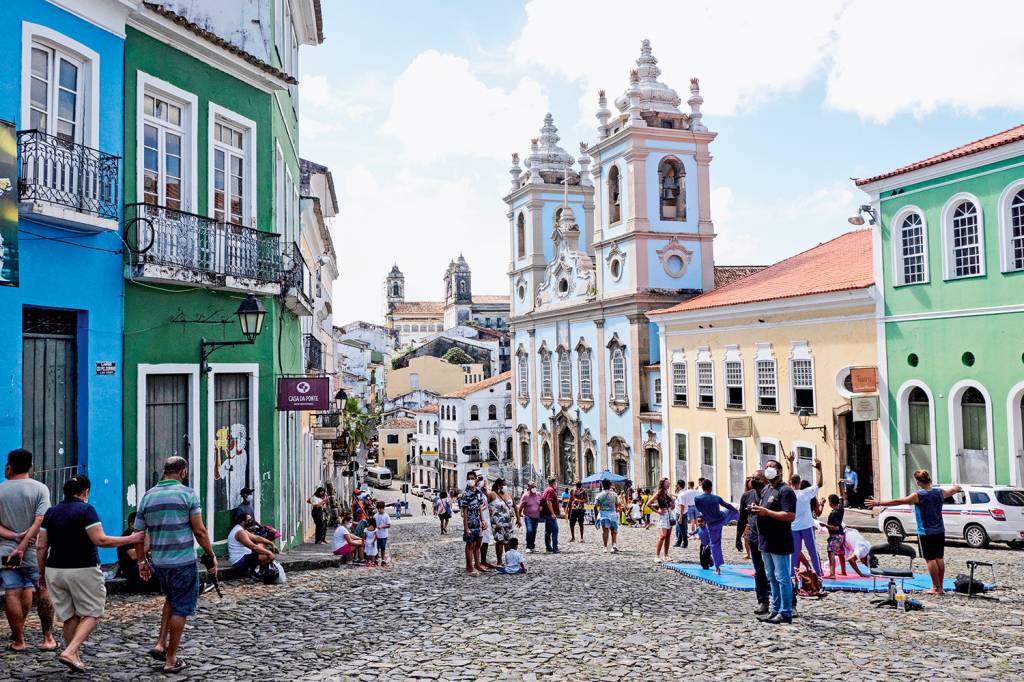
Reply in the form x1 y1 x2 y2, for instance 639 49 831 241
443 255 472 328
384 264 405 321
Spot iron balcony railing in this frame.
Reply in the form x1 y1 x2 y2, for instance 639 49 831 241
304 333 324 372
17 130 119 220
126 203 282 283
282 242 314 305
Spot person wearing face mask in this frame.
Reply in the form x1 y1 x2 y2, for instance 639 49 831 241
842 464 859 508
459 472 488 576
749 460 797 624
736 470 770 615
518 482 542 553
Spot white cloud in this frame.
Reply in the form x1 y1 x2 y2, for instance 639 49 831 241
381 50 550 165
826 0 1024 122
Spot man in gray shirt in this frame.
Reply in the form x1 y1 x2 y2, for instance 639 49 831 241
0 449 57 651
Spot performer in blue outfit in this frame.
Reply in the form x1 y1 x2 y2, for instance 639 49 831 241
693 479 739 574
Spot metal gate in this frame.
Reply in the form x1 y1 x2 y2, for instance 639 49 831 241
729 439 745 502
145 374 190 490
22 308 77 499
214 373 250 516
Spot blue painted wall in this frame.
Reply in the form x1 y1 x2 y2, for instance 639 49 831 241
0 1 125 559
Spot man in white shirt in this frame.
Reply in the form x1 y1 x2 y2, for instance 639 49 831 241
787 452 823 576
372 501 391 566
682 482 700 535
673 480 689 548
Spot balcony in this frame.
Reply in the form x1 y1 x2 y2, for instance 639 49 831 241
304 333 323 372
17 130 119 232
126 203 281 294
282 242 314 316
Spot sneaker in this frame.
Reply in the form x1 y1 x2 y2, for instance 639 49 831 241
526 548 534 554
602 546 608 553
611 545 619 553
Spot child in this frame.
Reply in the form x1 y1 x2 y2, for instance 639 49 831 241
496 537 526 574
696 516 712 570
363 519 379 567
331 515 362 563
629 499 643 527
824 494 847 578
373 501 392 566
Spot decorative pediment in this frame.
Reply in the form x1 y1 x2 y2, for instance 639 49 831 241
656 236 694 279
536 208 596 309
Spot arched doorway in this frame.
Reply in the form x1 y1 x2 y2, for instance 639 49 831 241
905 386 932 493
958 386 989 483
584 449 595 478
559 428 575 484
644 448 659 489
542 442 551 480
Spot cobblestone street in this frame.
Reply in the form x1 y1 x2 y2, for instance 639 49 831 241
3 511 1023 681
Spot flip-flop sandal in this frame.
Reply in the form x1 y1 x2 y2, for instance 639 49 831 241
148 648 166 661
7 643 27 653
163 658 187 674
58 655 86 674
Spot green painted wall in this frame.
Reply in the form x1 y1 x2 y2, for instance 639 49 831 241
877 150 1024 494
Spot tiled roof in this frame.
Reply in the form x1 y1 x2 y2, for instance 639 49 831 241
391 301 444 315
714 265 767 289
313 0 324 43
649 230 873 316
413 404 438 414
472 295 511 305
380 418 416 430
143 3 297 85
855 124 1024 186
443 371 512 398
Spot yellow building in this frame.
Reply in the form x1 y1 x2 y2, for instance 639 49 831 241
386 356 484 398
648 231 881 503
378 417 416 480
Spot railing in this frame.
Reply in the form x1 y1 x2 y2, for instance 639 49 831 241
32 464 80 505
282 242 314 305
304 333 323 372
126 203 281 283
17 130 119 220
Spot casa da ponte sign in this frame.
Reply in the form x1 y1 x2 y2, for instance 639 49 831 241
277 377 330 411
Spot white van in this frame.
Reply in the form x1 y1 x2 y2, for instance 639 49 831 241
365 466 393 489
877 485 1024 549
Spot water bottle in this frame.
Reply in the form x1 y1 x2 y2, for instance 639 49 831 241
895 582 906 612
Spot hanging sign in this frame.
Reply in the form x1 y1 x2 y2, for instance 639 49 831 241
850 367 878 394
852 395 880 422
0 120 18 288
277 376 330 411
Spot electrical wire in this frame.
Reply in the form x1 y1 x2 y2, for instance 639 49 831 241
16 229 122 254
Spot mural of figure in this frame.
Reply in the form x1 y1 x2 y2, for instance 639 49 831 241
214 423 249 511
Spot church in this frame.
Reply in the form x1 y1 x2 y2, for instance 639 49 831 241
508 40 754 489
384 257 510 348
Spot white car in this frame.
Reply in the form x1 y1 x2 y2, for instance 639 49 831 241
877 484 1024 549
412 485 430 497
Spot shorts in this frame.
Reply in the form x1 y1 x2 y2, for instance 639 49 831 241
46 566 106 621
464 528 481 544
154 563 200 618
439 512 451 520
333 545 352 557
231 553 259 572
657 516 673 530
919 533 945 561
376 537 388 553
827 534 846 555
687 508 699 522
596 514 619 532
1 562 40 590
569 510 585 525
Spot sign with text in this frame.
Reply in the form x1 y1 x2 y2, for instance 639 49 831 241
95 361 116 375
277 377 330 411
852 395 880 422
313 427 340 440
727 416 753 439
0 120 18 288
850 367 878 394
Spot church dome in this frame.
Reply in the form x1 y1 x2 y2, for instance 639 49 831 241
613 39 682 116
523 113 579 185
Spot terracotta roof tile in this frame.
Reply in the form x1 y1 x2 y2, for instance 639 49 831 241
714 265 768 289
390 301 444 314
143 3 297 85
472 295 511 305
443 371 512 399
649 230 873 316
380 418 416 430
413 404 438 414
856 124 1024 186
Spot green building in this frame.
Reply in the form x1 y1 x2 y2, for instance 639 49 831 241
857 125 1024 496
122 1 323 547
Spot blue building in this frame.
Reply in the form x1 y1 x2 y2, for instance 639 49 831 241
0 0 132 550
508 41 724 489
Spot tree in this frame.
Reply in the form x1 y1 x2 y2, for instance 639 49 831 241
442 347 474 365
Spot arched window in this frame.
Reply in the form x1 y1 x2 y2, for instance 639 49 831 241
541 349 552 398
470 405 479 421
391 283 400 297
542 442 552 479
504 403 512 420
578 348 592 401
961 387 987 450
488 438 498 459
611 348 626 401
488 404 497 420
470 438 480 457
658 157 685 220
897 212 927 285
948 200 981 278
452 407 457 421
584 449 595 477
558 351 572 400
1006 188 1024 272
516 213 526 258
607 165 621 224
517 352 529 398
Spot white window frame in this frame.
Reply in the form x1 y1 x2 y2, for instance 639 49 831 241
558 349 572 400
540 347 552 399
517 350 529 398
940 192 985 280
275 143 286 236
673 431 688 465
756 437 781 468
699 431 716 474
610 347 627 402
947 380 996 485
671 350 687 407
723 345 743 411
136 72 198 210
206 363 260 537
578 347 593 401
653 375 662 407
997 179 1024 273
207 103 257 227
21 23 100 149
792 440 816 483
891 205 929 286
754 342 777 413
789 341 816 415
696 347 714 409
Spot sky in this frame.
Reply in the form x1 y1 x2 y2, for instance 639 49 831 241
299 0 1024 327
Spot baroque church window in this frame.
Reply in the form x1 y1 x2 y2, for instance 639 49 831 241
608 165 621 224
558 350 572 400
517 351 529 398
578 348 593 402
611 348 626 401
541 349 553 398
658 157 685 220
517 213 526 258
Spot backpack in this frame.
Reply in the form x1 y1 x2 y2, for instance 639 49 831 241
953 574 986 595
798 568 823 596
256 562 283 585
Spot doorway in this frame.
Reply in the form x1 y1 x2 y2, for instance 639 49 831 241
905 387 932 493
644 448 659 489
842 412 873 508
728 439 745 502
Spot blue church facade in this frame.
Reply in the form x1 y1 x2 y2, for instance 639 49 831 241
0 0 132 548
508 41 718 489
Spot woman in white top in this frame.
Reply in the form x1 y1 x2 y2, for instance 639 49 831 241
228 512 277 572
478 479 498 570
786 452 824 576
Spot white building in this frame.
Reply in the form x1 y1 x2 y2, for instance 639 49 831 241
410 405 440 490
436 372 513 491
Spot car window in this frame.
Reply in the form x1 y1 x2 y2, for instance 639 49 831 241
995 490 1024 506
945 492 966 506
969 491 991 504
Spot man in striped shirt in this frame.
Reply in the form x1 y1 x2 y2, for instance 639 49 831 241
135 456 216 675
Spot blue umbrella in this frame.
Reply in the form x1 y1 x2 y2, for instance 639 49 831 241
581 470 629 487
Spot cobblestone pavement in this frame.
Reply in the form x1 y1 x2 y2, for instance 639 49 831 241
3 511 1023 681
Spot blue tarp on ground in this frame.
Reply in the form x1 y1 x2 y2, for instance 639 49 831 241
664 562 963 593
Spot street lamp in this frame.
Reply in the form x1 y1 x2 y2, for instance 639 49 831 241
797 408 827 441
200 294 266 373
847 205 877 226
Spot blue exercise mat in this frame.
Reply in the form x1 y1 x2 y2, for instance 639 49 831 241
664 562 962 593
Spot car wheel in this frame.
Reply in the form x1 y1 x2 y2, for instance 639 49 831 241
883 518 905 538
964 524 989 549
